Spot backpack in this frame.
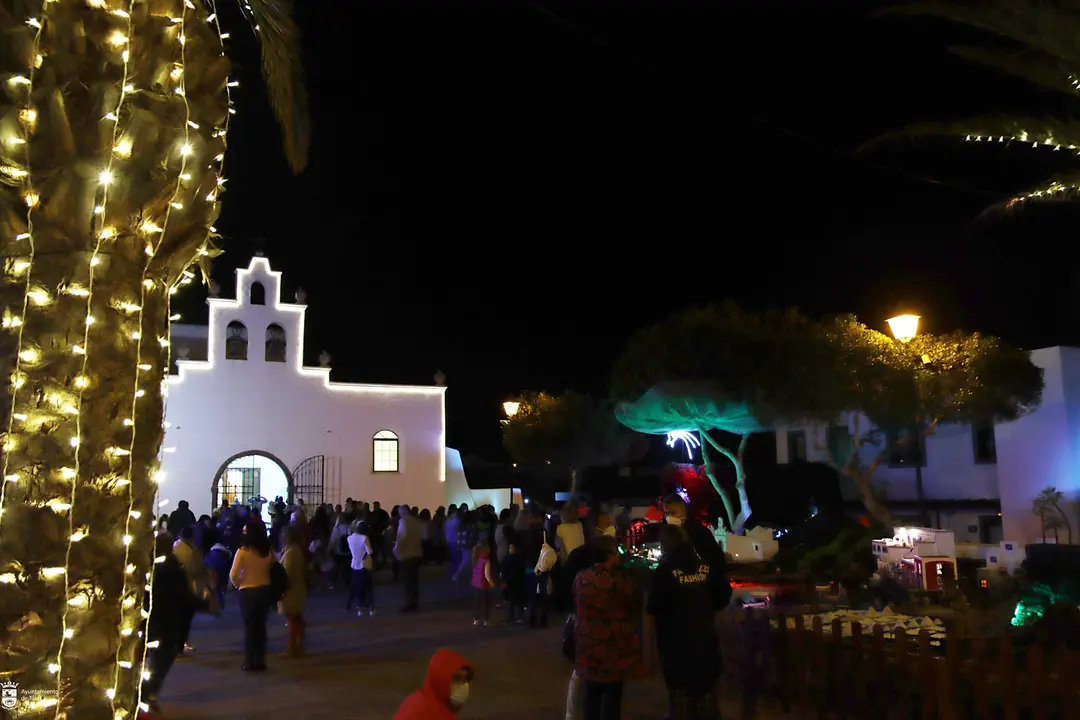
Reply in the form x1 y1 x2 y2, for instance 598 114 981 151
535 531 557 574
269 560 289 601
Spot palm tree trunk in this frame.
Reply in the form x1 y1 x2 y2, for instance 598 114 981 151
1051 502 1073 545
0 254 170 717
0 3 229 715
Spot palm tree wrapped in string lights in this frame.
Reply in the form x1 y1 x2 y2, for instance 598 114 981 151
0 0 307 716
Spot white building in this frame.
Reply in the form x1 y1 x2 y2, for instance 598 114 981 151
775 346 1080 546
161 255 451 519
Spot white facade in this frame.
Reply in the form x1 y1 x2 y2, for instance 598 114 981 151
776 346 1080 546
161 256 448 518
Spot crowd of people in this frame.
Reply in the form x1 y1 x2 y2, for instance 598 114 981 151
140 493 732 720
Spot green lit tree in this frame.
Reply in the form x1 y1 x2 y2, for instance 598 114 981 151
808 315 1044 529
877 0 1080 206
1033 486 1073 544
0 1 307 717
501 390 642 500
610 303 835 534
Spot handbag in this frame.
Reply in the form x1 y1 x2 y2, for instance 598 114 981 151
269 561 289 601
561 614 575 661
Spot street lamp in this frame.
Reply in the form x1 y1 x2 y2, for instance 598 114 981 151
503 401 520 418
886 314 920 343
886 314 927 527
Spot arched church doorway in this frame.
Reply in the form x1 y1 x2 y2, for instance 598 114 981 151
211 451 293 525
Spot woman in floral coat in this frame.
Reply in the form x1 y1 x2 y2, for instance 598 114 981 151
278 524 308 657
573 535 642 720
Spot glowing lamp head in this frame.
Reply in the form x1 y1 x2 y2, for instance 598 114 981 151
502 401 520 418
886 314 920 343
97 169 114 185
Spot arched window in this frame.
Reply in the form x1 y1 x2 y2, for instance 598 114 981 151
265 323 286 362
373 430 399 472
250 281 266 305
225 320 248 360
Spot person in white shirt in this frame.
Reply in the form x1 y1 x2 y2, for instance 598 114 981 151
555 504 585 563
346 522 376 616
555 504 586 615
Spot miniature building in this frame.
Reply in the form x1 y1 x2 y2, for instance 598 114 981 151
873 527 957 591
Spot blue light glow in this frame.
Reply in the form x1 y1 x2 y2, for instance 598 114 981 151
665 430 700 459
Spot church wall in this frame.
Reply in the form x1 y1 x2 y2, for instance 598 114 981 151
159 257 447 517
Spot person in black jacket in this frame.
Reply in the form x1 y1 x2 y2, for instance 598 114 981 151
142 533 198 713
662 494 732 611
646 524 724 719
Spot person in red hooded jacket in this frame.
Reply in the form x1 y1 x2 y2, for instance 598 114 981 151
394 648 474 719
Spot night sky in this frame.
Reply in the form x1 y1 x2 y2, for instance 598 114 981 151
172 1 1080 459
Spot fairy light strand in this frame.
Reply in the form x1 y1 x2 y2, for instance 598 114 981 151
54 2 137 715
110 266 150 714
0 6 47 537
150 1 194 259
134 297 172 714
89 6 141 714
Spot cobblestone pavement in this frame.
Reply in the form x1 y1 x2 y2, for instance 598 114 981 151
159 566 748 719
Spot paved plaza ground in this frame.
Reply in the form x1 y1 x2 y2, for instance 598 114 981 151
160 566 747 719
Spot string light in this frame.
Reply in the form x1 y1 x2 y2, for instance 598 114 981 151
0 2 46 539
1 0 234 713
961 133 1080 204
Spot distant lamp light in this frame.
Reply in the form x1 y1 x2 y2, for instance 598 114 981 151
503 401 520 418
665 430 701 460
886 314 920 343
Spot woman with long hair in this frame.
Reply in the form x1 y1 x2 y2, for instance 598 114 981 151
278 524 308 658
229 520 275 671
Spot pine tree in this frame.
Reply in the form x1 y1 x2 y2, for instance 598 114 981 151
0 0 307 716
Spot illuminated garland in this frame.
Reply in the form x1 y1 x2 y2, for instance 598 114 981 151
0 0 230 716
0 0 46 540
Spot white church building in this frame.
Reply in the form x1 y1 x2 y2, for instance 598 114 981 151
161 255 474 519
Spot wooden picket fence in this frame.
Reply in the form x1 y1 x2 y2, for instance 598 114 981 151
717 608 1079 720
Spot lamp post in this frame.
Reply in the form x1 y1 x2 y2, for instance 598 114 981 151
887 314 927 527
503 401 521 418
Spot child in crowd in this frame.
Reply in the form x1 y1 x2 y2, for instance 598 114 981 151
471 541 495 626
308 537 335 593
500 540 526 624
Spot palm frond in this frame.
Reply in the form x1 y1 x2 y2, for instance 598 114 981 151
240 0 311 173
862 114 1080 151
882 1 1080 67
949 45 1080 97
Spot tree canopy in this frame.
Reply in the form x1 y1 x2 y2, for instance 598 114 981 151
815 315 1044 432
610 302 833 424
501 391 641 496
609 302 1044 530
610 302 828 532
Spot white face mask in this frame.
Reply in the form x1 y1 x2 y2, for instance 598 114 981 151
449 682 470 707
666 516 684 527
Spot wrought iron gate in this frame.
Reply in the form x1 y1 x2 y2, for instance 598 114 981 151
291 455 325 507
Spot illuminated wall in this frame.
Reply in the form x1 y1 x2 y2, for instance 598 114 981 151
775 345 1080 545
161 256 447 516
